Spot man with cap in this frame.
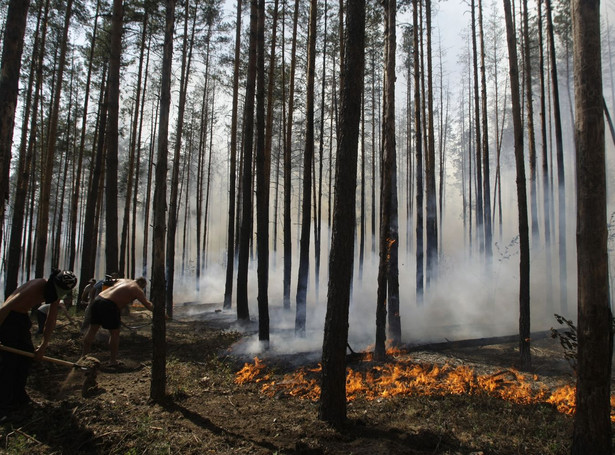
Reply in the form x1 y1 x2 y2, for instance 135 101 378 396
0 269 77 415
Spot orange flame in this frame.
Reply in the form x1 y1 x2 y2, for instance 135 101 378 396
235 350 615 421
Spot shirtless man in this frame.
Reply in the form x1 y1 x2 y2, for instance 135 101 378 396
82 277 153 366
0 270 77 413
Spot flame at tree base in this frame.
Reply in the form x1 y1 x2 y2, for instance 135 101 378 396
235 350 615 421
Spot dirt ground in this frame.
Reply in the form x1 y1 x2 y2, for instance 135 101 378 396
0 302 610 454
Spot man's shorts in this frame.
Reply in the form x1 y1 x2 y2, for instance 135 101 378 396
90 297 121 330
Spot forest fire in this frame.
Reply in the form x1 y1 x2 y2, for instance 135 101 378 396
235 349 615 421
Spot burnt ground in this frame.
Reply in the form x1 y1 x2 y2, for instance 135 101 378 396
0 302 610 454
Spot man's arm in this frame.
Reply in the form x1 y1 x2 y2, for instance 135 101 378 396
35 301 59 360
134 288 154 312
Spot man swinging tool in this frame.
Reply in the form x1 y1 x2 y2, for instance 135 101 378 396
0 269 77 416
82 277 154 368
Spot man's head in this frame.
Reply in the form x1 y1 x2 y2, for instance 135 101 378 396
46 270 78 302
135 277 147 290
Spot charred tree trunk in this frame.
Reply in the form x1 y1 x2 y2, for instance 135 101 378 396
413 0 424 304
503 0 531 371
150 0 176 401
295 0 317 336
319 0 365 426
283 0 300 311
236 0 259 323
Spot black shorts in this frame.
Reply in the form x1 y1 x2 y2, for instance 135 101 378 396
90 297 121 330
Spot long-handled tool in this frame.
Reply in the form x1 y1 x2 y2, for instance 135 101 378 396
0 344 101 397
0 344 87 369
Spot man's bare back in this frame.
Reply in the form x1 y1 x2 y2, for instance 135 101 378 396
98 279 153 312
0 279 47 316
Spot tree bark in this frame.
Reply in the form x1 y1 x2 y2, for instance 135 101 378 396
295 0 317 337
236 0 259 323
104 0 123 276
571 0 612 450
150 0 176 401
255 0 269 343
35 0 73 276
0 0 29 258
223 0 242 310
503 0 531 371
319 0 364 426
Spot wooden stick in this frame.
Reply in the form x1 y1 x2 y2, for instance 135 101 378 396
0 344 79 368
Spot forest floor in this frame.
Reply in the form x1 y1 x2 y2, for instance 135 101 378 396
0 301 611 454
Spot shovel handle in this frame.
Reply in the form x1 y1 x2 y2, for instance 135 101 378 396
0 344 77 368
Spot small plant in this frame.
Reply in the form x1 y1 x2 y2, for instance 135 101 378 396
551 313 615 372
550 314 577 371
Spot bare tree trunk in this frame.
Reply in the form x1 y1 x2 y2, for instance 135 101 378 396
295 0 317 336
166 2 197 317
79 67 108 300
414 0 424 304
223 0 242 309
151 0 176 402
236 0 259 323
283 0 299 311
471 0 484 256
104 0 123 276
319 0 364 426
120 11 148 278
69 0 100 279
255 0 269 343
522 0 539 246
5 0 44 297
0 0 30 257
376 0 401 360
478 0 492 258
503 0 531 371
571 0 612 448
35 0 73 276
537 0 553 313
545 0 568 314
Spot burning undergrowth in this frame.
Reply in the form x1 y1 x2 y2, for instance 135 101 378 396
235 346 615 422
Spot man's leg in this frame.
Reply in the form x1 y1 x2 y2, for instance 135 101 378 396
82 324 101 356
108 329 120 364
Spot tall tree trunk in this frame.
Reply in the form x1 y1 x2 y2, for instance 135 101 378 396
151 0 176 401
166 2 196 317
79 67 108 299
537 0 553 313
414 0 424 304
236 0 259 323
478 0 492 258
545 0 568 314
503 0 531 371
255 0 269 343
120 10 148 278
570 0 612 450
104 0 123 276
314 0 325 302
223 1 242 309
0 0 29 257
5 0 44 297
319 0 364 426
69 0 100 279
425 0 438 283
142 93 160 278
375 0 401 360
471 0 484 256
35 0 73 276
295 0 317 337
522 0 539 246
283 0 300 311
